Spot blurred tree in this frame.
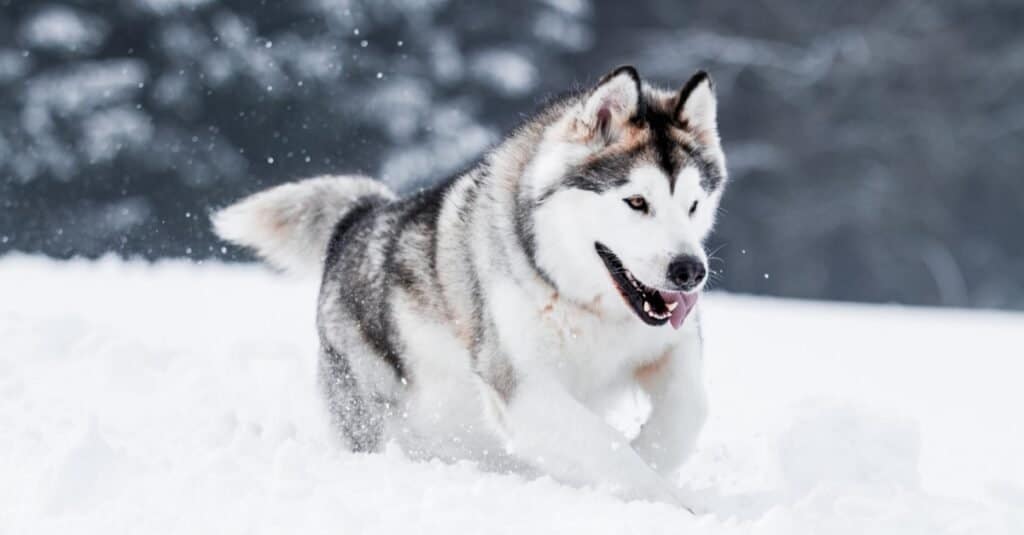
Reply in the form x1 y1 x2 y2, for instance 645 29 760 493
1 0 1022 309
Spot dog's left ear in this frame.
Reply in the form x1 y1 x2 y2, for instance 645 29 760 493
675 71 717 134
579 65 642 144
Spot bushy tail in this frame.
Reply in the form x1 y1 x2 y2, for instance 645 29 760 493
212 175 395 275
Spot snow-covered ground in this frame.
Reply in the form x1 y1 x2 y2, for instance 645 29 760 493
2 255 1022 534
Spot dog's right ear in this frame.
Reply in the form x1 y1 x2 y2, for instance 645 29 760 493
577 65 642 145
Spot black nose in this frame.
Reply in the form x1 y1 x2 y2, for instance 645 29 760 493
667 255 707 291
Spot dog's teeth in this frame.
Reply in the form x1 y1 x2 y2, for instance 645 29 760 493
643 301 651 313
666 301 678 312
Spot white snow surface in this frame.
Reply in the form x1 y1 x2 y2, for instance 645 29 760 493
2 255 1023 534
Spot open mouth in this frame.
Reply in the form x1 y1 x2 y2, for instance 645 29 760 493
595 242 698 329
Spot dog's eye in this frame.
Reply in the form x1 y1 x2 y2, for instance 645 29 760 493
689 200 699 216
624 195 649 214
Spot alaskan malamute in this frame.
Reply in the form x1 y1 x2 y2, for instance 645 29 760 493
214 66 727 507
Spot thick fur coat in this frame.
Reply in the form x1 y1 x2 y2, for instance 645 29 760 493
214 66 728 507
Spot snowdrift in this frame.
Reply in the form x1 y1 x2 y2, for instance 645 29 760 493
2 256 1022 534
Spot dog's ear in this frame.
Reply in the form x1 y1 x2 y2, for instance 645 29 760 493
675 71 717 135
579 65 642 144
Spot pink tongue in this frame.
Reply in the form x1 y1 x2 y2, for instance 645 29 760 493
660 291 698 330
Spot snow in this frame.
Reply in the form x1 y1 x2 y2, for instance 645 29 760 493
381 108 495 188
81 107 154 163
532 9 595 52
19 6 109 55
0 49 32 83
24 60 147 118
469 50 539 97
133 0 215 16
1 255 1022 534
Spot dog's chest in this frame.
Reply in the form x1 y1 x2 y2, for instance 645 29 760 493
492 282 678 391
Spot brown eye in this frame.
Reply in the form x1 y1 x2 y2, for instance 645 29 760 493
689 200 699 216
624 195 649 214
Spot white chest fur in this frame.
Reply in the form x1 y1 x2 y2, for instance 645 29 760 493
488 279 691 398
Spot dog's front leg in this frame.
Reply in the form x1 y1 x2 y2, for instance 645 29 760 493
632 327 708 476
479 370 683 506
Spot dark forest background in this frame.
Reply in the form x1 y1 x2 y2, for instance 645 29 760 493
1 0 1022 309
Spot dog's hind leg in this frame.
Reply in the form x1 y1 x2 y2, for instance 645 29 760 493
318 344 389 452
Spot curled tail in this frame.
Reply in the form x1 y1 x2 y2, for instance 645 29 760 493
212 175 395 275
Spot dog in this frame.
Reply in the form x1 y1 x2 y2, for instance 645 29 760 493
213 65 728 507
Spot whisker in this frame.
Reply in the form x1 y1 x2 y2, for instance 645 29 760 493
706 243 728 258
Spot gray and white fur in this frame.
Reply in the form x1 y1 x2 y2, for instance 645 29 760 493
213 66 728 507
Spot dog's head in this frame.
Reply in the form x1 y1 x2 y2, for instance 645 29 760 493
525 66 727 329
